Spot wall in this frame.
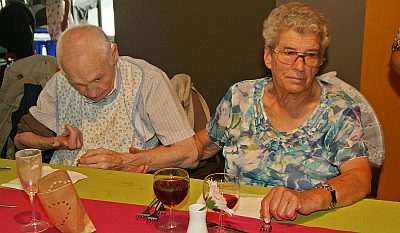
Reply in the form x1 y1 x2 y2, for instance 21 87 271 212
114 0 274 111
361 0 400 201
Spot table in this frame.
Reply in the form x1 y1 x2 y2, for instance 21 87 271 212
1 159 399 233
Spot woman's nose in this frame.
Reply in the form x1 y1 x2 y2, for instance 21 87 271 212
291 56 306 71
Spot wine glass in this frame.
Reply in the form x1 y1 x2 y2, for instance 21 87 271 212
203 173 240 233
153 167 190 231
15 149 49 233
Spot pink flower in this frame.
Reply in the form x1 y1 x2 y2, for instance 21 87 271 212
205 180 234 216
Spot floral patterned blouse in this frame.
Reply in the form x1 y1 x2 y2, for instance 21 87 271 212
207 77 367 191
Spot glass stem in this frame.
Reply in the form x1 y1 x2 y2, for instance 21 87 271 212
29 192 37 224
219 211 224 230
169 207 175 228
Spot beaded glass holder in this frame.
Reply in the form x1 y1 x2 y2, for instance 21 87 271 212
37 170 95 233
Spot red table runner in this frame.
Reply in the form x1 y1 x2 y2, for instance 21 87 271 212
0 188 354 232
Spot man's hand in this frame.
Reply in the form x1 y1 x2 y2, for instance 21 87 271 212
77 148 149 173
260 186 318 223
52 124 83 149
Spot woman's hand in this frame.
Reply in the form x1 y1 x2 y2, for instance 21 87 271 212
260 186 324 223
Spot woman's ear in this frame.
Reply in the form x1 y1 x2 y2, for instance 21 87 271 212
264 47 272 69
111 43 119 65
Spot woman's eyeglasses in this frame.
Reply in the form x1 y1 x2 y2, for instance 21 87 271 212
269 46 325 67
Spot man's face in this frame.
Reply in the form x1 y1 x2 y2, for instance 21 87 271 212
64 57 116 102
264 29 321 94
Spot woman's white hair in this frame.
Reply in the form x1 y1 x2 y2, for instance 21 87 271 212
262 2 330 55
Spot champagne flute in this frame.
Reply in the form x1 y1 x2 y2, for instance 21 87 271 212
203 173 240 233
15 149 49 233
153 168 190 231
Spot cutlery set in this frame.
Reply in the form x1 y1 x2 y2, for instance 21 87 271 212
0 203 17 208
0 167 17 208
136 198 166 221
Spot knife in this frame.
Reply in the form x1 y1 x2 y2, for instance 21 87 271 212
0 167 11 170
0 203 18 208
207 221 249 233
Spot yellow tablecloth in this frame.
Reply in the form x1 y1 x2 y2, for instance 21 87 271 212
1 159 399 233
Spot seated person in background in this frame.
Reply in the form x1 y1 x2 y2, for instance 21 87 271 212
390 28 400 76
0 0 35 59
194 2 371 224
14 25 198 172
42 0 74 41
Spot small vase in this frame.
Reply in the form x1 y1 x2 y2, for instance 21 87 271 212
187 204 208 233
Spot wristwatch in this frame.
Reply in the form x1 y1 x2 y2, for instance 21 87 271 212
314 183 337 210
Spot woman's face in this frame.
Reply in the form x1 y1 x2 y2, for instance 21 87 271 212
264 29 321 95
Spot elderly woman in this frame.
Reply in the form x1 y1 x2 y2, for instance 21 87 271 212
195 2 371 223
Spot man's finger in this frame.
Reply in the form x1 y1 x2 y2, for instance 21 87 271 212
129 147 141 154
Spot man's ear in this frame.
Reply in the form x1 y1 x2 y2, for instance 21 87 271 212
264 47 272 69
111 43 119 65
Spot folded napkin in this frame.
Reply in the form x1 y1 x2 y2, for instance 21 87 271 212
196 194 263 219
1 166 87 190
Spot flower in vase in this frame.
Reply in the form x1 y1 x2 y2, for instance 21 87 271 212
201 180 234 216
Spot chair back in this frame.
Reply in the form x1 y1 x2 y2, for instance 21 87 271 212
170 74 210 132
0 55 59 159
170 73 223 179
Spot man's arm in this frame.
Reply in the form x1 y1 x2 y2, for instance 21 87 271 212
260 157 371 222
14 113 83 151
195 128 221 161
77 136 199 171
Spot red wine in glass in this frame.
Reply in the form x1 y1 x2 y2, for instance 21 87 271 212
211 193 239 212
153 177 189 207
153 168 190 231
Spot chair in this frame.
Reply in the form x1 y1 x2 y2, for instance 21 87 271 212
0 55 59 159
30 2 47 27
318 71 385 198
171 74 224 179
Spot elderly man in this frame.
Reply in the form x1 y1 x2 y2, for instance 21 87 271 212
14 25 198 172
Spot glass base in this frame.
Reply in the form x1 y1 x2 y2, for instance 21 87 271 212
157 221 186 232
21 220 49 233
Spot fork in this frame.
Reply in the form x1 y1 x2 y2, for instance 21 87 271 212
259 222 272 232
137 198 158 218
146 201 162 221
157 203 166 214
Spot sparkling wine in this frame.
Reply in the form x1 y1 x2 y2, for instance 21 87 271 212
16 153 41 194
15 149 49 233
153 177 189 207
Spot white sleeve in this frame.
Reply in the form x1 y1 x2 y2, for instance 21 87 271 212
142 69 194 146
29 73 58 132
